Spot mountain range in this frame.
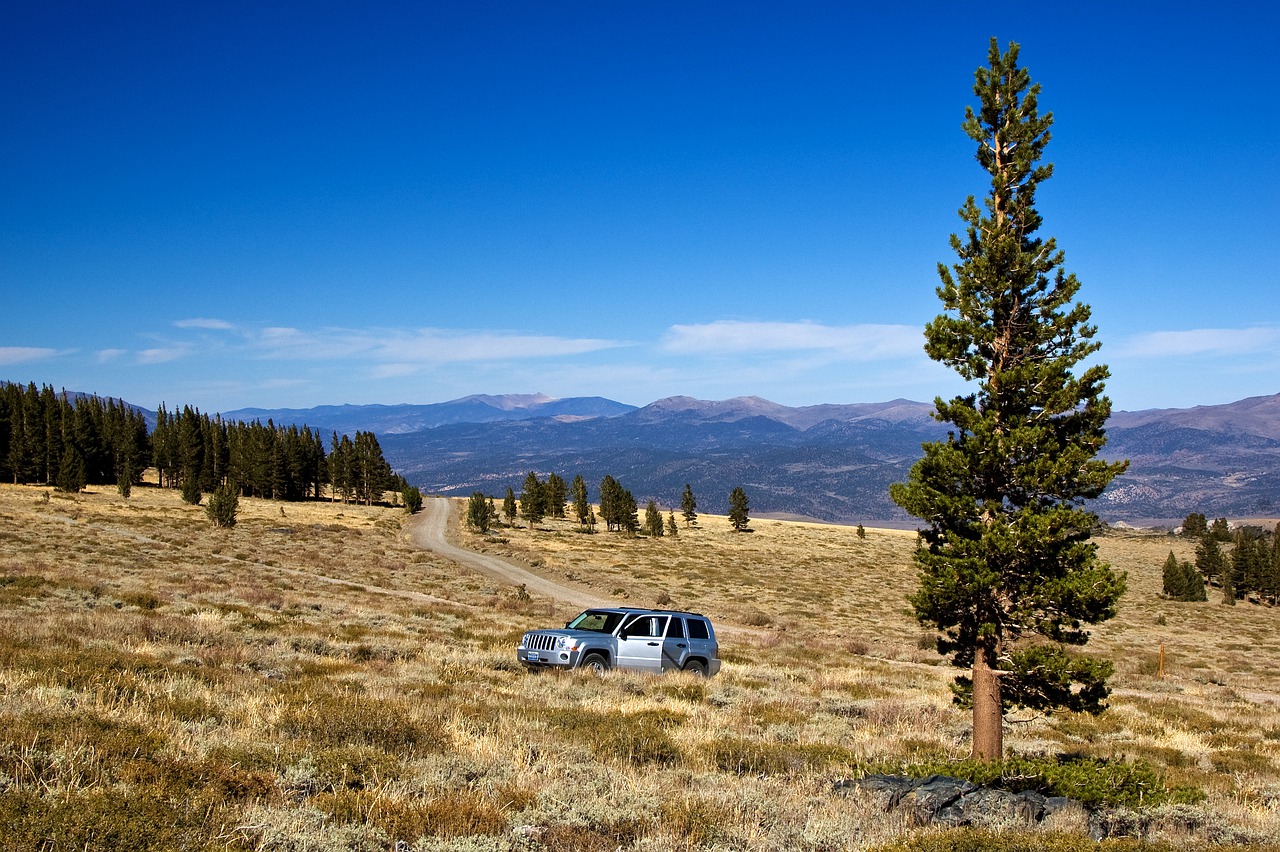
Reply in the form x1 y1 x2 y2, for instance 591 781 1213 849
224 392 1280 526
222 393 635 435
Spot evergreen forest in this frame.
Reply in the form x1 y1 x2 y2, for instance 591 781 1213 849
1164 512 1280 605
0 383 402 505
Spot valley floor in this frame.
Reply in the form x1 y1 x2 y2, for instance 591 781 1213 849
3 483 1280 849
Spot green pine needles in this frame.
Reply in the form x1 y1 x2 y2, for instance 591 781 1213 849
205 482 238 528
890 39 1128 760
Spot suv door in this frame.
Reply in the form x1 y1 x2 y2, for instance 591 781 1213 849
661 616 689 671
615 614 668 673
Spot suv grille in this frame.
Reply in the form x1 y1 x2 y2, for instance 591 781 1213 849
523 632 557 652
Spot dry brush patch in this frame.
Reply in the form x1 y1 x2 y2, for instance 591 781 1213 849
3 484 1280 850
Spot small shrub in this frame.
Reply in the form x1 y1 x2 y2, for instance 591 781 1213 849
536 824 645 852
205 483 238 528
275 688 448 756
706 737 858 775
120 590 163 610
0 788 226 851
402 485 424 514
0 573 50 602
283 746 404 794
872 754 1186 809
1210 749 1273 775
157 694 225 723
657 679 708 703
591 716 681 767
313 788 507 840
659 795 726 845
541 708 683 768
876 828 1167 851
181 477 202 505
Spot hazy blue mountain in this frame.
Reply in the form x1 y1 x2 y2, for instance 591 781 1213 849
378 392 1280 526
218 393 637 435
23 381 1280 525
379 397 951 525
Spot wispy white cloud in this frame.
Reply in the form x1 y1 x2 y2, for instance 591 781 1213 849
136 347 190 365
0 346 61 365
174 318 236 330
1119 327 1280 358
247 326 625 364
661 320 921 359
96 348 127 362
370 363 419 379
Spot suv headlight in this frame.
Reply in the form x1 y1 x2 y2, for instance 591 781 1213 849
555 636 579 651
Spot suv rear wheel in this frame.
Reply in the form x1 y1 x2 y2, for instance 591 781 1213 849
682 660 707 677
580 652 609 675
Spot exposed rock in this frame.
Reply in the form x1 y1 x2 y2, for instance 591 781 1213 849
836 774 1083 831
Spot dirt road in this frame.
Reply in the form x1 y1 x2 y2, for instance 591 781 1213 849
408 497 608 610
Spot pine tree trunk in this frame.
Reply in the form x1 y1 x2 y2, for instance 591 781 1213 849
972 642 1003 760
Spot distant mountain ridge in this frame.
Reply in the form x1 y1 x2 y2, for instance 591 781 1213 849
630 395 938 430
211 391 1280 525
14 383 1272 525
1108 394 1280 441
220 394 636 435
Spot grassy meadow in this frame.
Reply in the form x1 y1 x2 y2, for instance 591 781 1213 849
3 480 1280 850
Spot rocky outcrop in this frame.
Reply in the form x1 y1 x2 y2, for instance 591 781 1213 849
837 774 1080 830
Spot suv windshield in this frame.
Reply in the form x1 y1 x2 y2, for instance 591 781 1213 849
566 610 626 634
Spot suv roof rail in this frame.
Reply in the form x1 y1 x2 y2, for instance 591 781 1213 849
591 606 710 617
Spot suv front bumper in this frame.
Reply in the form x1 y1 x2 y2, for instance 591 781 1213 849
517 646 583 669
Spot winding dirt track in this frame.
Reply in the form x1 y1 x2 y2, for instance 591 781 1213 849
407 497 608 610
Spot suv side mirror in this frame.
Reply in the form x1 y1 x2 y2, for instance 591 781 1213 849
617 630 628 640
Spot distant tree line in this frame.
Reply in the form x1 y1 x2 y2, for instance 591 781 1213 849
0 383 149 493
0 382 404 506
1164 512 1280 605
152 404 402 504
465 474 753 538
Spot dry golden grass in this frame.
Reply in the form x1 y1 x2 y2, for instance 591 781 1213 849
3 482 1280 850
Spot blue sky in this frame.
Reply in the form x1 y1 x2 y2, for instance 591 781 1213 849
3 2 1276 414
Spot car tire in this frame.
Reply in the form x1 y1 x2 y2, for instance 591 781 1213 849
682 660 707 677
580 652 609 675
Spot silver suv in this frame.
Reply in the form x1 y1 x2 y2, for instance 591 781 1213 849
517 607 721 676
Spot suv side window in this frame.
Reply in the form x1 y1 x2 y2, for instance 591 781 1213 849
623 614 668 638
668 617 686 639
687 618 710 640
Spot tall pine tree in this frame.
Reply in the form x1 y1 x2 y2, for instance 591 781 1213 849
889 40 1127 761
545 473 567 518
520 472 545 526
570 475 591 528
680 483 698 528
727 487 750 532
644 500 664 537
503 487 517 526
1196 535 1226 586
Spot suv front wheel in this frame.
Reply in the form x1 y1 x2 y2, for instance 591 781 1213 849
580 652 610 675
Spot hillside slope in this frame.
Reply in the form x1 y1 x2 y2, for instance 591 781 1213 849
380 393 1280 524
